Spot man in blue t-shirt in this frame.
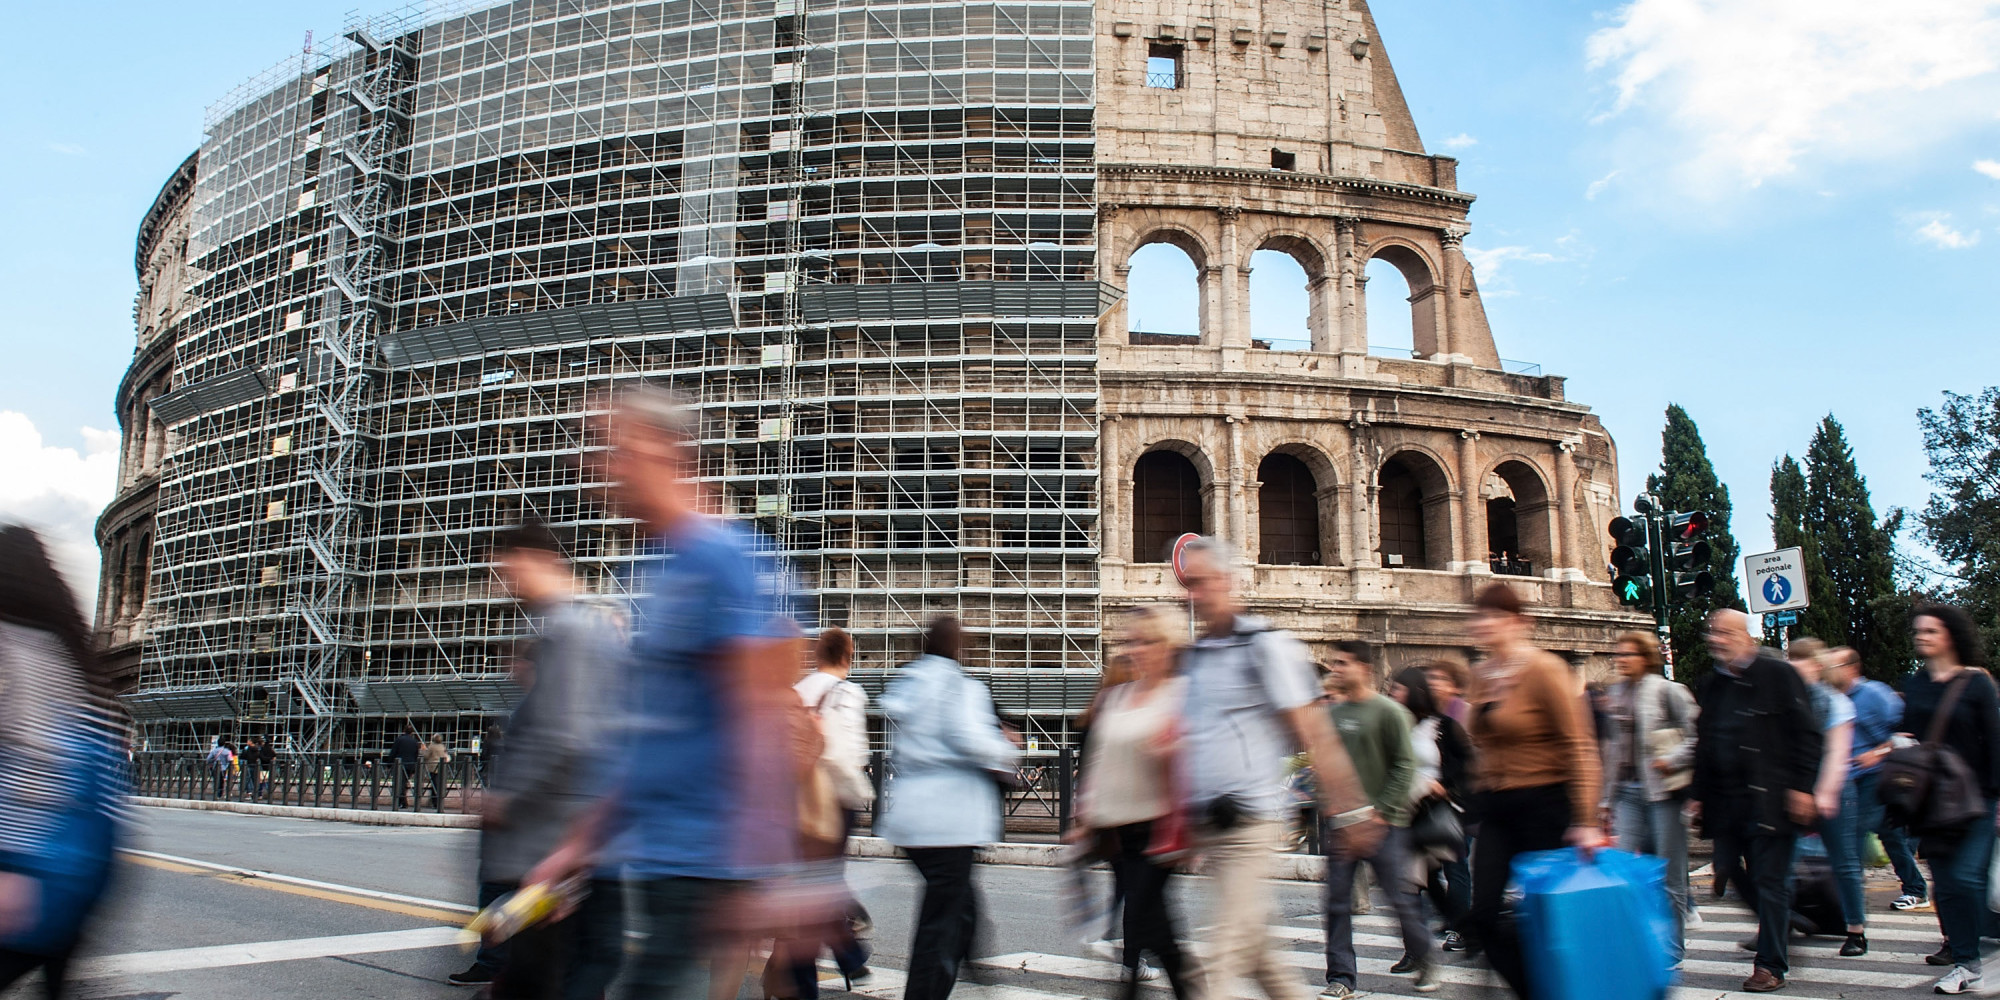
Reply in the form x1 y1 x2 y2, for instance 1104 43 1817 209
524 386 797 998
1825 647 1928 910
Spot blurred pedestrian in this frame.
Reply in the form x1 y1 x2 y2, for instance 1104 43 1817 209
251 734 274 801
239 736 261 798
1885 606 2000 994
391 724 422 808
1072 606 1194 1000
1425 658 1472 729
206 739 234 799
1785 640 1863 956
1321 641 1437 995
768 626 874 997
1172 537 1378 1000
877 616 1020 1000
1079 651 1136 954
1461 583 1603 998
1823 646 1927 914
1389 665 1471 955
1600 631 1698 954
523 386 798 1000
422 733 452 811
1419 657 1477 953
1691 609 1819 994
0 524 128 998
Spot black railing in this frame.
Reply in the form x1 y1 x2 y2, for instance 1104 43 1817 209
1489 555 1535 577
129 751 489 815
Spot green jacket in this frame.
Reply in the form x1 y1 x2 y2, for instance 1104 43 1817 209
1328 693 1418 827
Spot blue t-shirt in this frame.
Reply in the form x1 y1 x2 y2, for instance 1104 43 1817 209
605 516 778 878
1846 678 1901 776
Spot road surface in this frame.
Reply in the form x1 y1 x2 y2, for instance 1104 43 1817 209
3 805 1954 999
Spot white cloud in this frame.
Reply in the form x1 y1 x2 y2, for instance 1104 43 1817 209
1587 1 2000 193
1977 159 2000 180
1464 245 1563 281
0 413 119 611
1442 133 1479 150
46 142 85 156
1914 215 1982 248
1586 169 1621 200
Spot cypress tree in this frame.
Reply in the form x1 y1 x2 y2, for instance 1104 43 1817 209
1803 416 1908 679
1646 404 1744 684
1767 454 1837 645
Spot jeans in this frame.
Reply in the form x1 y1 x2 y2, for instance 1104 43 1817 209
1323 824 1432 988
472 880 514 977
1711 793 1797 977
1809 780 1866 930
1854 771 1927 898
1927 799 1998 971
905 846 979 1000
566 878 625 1000
1195 817 1309 1000
1110 822 1192 1000
1613 783 1690 953
1468 785 1570 997
0 945 74 1000
626 876 735 999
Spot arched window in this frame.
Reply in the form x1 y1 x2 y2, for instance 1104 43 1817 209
1249 249 1311 351
1486 497 1523 573
1378 452 1451 570
1258 453 1320 565
133 532 151 606
1126 241 1202 342
1367 245 1439 358
1488 461 1555 576
1133 450 1203 562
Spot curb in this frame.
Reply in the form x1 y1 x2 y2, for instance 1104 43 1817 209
133 797 479 829
132 801 1327 880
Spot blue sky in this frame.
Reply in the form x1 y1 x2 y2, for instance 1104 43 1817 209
3 1 1998 599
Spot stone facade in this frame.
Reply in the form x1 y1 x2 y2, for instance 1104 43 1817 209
1091 0 1639 671
95 151 197 692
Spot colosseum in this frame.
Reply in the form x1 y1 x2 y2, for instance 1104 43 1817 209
99 0 1636 751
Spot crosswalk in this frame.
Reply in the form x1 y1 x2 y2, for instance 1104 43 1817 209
829 901 1965 999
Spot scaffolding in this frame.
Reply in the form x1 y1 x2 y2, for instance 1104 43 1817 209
130 0 1105 752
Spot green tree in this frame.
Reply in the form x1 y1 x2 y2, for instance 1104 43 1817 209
1918 388 2000 656
1767 455 1838 645
1646 404 1744 684
1802 416 1908 678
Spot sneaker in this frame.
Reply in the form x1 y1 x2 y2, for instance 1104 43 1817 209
1683 906 1704 930
1412 961 1443 993
1136 962 1162 983
1742 968 1785 993
1840 933 1868 957
1390 954 1418 975
446 966 494 987
1936 966 1984 994
1087 939 1121 961
1897 893 1935 912
1930 944 1956 967
1317 985 1365 1000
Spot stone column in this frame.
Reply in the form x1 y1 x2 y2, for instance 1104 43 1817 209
1439 227 1466 359
1554 439 1581 579
1307 273 1334 353
1458 430 1487 573
1348 420 1375 568
1218 207 1247 362
1101 414 1124 562
1097 203 1124 348
1226 414 1249 553
1315 483 1342 566
1335 217 1361 354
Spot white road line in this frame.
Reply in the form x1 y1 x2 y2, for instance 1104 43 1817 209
70 926 471 978
120 847 478 913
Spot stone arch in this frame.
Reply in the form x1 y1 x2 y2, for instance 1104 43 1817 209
1377 449 1453 570
1132 442 1211 562
1256 442 1341 566
1124 227 1211 342
1256 451 1320 566
1367 240 1443 358
1250 232 1332 352
1483 457 1555 576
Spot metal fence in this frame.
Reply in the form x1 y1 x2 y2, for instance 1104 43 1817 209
132 748 1079 839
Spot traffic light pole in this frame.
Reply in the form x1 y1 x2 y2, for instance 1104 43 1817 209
1645 509 1676 680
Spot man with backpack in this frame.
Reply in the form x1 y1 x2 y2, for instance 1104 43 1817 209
1175 537 1378 1000
1692 610 1821 994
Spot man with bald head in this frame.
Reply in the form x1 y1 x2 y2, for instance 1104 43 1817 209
1691 609 1821 993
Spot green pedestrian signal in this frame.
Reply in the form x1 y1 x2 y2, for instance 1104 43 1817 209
1607 515 1653 609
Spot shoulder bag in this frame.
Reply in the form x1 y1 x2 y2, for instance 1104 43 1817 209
1879 672 1986 836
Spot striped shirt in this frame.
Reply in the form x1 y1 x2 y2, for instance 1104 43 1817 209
0 621 97 856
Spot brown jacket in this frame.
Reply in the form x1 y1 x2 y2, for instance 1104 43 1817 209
1469 650 1603 827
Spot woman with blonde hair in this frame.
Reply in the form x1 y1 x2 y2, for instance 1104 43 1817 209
1071 605 1195 1000
1601 629 1699 951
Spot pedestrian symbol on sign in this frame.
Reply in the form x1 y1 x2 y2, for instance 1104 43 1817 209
1762 574 1791 606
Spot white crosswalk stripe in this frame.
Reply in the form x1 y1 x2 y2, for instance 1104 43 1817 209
831 895 1961 999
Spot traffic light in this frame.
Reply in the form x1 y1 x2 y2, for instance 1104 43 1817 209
1666 510 1714 601
1607 515 1653 608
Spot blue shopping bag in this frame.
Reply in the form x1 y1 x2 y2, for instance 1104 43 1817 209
1512 848 1678 1000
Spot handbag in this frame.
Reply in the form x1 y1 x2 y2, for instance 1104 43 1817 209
1879 671 1986 836
1409 797 1465 861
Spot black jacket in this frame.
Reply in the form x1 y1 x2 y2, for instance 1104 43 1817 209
391 733 422 767
1691 649 1822 836
1436 715 1473 806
